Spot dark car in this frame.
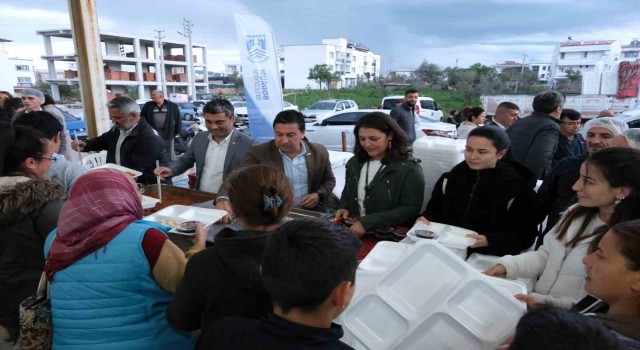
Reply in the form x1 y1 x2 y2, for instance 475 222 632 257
177 102 197 121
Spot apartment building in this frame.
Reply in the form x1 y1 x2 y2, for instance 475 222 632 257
0 38 37 93
281 38 381 89
37 29 208 101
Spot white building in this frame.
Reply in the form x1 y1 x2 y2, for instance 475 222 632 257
281 38 381 89
223 62 242 76
621 39 640 61
493 60 550 83
548 40 621 94
0 38 37 93
37 29 208 101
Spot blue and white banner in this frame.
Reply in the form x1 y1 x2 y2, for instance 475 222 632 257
234 12 283 143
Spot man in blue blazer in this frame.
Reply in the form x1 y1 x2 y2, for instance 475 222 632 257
154 99 257 192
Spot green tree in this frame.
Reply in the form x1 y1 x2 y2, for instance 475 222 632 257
413 60 445 88
307 64 337 90
228 72 244 92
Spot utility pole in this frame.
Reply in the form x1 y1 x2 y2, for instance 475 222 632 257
178 19 195 100
155 29 167 94
514 54 528 93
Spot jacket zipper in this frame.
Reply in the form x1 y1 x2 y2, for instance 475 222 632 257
462 171 481 224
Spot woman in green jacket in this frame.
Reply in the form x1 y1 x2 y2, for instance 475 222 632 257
336 112 425 236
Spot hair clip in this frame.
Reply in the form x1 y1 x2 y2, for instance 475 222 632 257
263 194 283 210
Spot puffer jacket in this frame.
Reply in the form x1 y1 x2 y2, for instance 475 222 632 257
0 176 64 329
506 111 561 180
424 160 539 256
497 206 605 309
338 156 425 231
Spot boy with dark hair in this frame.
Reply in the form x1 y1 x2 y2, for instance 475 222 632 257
197 218 362 349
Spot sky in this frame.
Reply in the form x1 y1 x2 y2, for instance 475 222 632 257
1 0 640 74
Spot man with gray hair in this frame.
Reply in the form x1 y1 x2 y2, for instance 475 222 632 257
72 96 169 184
506 91 565 180
155 99 256 192
537 117 629 237
141 90 181 161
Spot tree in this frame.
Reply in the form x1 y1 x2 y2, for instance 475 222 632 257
34 81 80 101
228 72 244 92
413 60 445 88
307 64 337 90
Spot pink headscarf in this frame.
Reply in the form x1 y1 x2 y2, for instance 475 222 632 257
46 169 143 279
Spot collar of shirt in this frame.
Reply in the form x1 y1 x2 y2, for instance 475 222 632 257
278 142 307 160
118 123 139 135
208 129 234 145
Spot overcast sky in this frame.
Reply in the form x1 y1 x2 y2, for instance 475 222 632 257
2 0 640 73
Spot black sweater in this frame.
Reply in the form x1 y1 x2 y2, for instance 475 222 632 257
424 160 539 256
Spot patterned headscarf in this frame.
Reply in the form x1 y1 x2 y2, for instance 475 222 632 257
46 169 143 279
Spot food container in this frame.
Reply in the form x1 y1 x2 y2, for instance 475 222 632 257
141 195 160 209
407 221 476 250
144 205 227 236
342 240 526 349
89 163 142 178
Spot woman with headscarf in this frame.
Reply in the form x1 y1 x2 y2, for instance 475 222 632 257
44 169 205 349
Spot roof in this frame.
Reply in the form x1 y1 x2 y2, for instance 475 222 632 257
0 38 12 43
560 40 615 47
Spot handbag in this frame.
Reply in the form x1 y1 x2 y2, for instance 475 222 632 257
13 271 52 350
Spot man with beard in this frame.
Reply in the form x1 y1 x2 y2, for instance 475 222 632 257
390 88 419 146
537 117 628 237
72 96 169 184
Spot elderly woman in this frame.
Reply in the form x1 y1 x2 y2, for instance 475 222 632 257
168 164 294 331
45 169 205 349
0 124 63 343
335 112 425 236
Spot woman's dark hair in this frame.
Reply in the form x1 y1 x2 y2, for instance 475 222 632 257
0 91 13 98
556 148 640 247
0 124 49 176
353 112 410 164
43 94 56 106
609 220 640 271
4 97 24 113
468 126 510 152
462 106 485 122
227 164 293 227
14 111 63 139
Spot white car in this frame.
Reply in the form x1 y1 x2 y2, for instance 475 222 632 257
283 101 299 111
305 109 456 151
234 101 300 125
381 95 444 122
301 99 358 123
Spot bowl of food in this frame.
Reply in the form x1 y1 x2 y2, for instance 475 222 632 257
344 217 358 228
176 220 202 233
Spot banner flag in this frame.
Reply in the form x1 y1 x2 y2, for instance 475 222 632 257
234 12 283 143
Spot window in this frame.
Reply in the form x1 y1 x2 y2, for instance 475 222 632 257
420 100 436 110
352 56 356 62
623 52 639 58
582 52 588 58
321 112 362 126
352 68 355 73
628 117 640 129
15 65 29 71
542 66 547 71
329 52 334 59
17 77 32 83
560 53 565 59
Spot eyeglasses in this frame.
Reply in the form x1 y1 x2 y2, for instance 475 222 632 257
37 156 57 162
562 121 581 126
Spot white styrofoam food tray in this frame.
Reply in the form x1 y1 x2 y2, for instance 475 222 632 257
144 205 227 236
141 195 160 209
358 241 409 274
407 221 477 249
343 240 525 350
90 163 142 178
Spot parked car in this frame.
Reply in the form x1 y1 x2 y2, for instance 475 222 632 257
191 100 209 116
305 109 456 151
177 102 197 121
54 106 88 140
283 101 299 111
614 108 640 129
234 101 299 125
380 95 444 122
301 99 358 123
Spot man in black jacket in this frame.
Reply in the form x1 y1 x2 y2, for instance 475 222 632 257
141 90 181 161
506 91 564 180
390 89 419 145
72 96 169 184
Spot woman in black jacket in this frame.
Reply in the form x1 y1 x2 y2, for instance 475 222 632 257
418 126 539 256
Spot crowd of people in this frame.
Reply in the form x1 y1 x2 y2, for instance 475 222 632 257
1 87 639 349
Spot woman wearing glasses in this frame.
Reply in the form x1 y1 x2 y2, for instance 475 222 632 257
0 124 64 343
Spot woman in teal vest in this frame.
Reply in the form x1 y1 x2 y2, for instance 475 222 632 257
45 169 205 349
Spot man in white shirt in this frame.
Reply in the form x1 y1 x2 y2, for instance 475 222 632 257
155 99 257 192
487 102 520 129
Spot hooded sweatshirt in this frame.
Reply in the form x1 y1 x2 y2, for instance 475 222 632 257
167 228 272 331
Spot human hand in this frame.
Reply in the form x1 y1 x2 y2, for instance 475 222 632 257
71 139 86 151
215 200 235 224
335 209 350 220
193 223 208 249
349 221 366 237
483 264 507 278
300 192 320 209
515 294 542 309
467 234 489 248
416 216 430 224
154 166 173 179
